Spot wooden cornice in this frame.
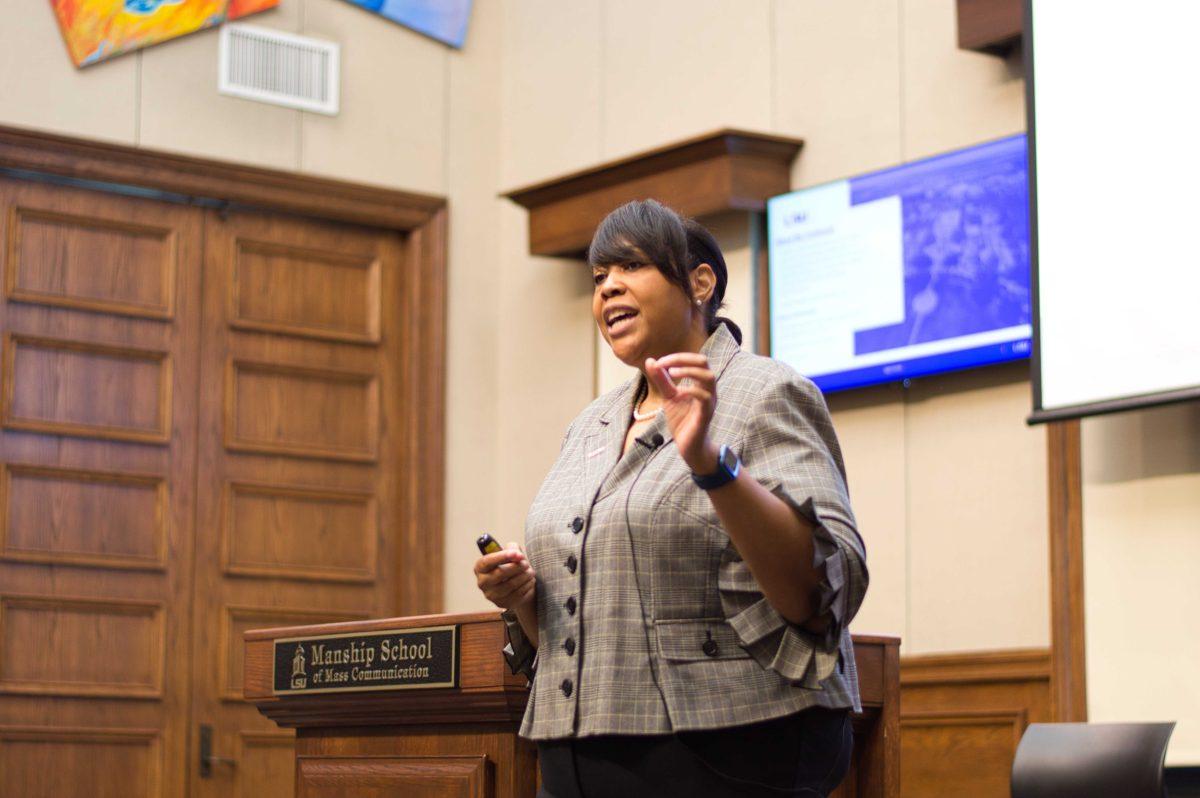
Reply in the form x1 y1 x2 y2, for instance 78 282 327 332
0 124 445 230
956 0 1023 55
502 128 803 258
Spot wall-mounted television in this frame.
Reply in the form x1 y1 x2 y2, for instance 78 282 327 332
767 134 1031 393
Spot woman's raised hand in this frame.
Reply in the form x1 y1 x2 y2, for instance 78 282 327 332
473 541 537 611
646 352 720 475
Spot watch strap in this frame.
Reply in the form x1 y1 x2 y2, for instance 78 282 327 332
691 445 740 490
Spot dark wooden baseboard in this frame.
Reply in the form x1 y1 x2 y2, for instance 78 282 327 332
900 648 1052 798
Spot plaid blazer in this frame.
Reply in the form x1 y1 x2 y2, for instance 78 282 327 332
503 323 868 740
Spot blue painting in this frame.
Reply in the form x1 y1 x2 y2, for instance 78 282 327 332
343 0 471 48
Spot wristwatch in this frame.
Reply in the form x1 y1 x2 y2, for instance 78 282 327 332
691 444 741 490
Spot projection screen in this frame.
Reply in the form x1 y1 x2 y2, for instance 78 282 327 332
1026 0 1200 423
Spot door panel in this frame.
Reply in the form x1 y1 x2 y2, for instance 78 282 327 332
0 177 202 798
190 209 406 798
1 175 415 796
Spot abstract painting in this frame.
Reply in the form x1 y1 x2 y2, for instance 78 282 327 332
227 0 276 17
50 0 278 67
341 0 471 48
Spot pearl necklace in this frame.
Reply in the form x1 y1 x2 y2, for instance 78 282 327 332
632 404 661 422
632 385 661 422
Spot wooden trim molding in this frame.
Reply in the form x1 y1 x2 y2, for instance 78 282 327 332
956 0 1023 54
754 213 771 355
0 463 168 571
6 206 179 320
901 648 1052 687
0 123 447 616
399 205 448 615
227 239 383 344
0 726 163 797
503 129 803 257
901 708 1029 753
1 333 172 445
296 754 488 796
223 357 381 464
220 481 379 584
1047 419 1087 721
0 126 443 229
0 593 166 699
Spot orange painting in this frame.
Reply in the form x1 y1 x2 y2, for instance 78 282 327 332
50 0 279 67
227 0 277 18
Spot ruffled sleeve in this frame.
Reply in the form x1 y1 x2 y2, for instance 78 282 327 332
500 609 538 681
719 373 868 687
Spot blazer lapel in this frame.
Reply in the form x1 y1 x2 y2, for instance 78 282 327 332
580 376 640 500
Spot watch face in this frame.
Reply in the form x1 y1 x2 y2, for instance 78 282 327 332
720 446 740 475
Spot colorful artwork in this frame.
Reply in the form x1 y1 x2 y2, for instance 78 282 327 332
227 0 278 18
50 0 278 67
342 0 472 48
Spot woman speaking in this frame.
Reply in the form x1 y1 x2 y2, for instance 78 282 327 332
473 200 867 797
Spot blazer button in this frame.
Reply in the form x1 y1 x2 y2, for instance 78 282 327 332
565 554 578 574
564 637 576 656
565 596 577 615
702 635 719 658
560 678 573 697
570 516 584 533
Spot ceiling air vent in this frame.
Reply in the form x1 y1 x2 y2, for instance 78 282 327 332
219 23 340 115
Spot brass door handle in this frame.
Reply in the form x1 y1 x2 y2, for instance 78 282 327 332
199 724 238 778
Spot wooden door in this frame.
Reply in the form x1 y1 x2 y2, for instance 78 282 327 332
0 177 203 797
189 209 407 798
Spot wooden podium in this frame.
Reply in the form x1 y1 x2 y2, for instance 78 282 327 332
244 612 898 797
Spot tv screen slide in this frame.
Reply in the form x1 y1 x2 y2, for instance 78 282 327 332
1028 0 1200 421
767 134 1031 393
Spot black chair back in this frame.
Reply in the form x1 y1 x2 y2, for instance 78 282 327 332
1011 722 1175 798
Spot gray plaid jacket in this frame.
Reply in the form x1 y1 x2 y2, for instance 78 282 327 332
503 323 868 740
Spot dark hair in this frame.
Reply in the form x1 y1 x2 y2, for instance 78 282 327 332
587 199 743 345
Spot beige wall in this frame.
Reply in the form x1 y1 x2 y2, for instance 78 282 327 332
0 0 1045 659
1082 404 1200 764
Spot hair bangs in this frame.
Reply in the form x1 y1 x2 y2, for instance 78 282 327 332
587 199 687 282
587 226 650 269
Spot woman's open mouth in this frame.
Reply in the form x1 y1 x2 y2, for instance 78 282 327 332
605 308 638 337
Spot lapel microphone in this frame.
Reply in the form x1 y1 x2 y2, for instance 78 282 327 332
637 433 665 450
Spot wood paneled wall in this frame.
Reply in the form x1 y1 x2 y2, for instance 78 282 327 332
900 649 1051 798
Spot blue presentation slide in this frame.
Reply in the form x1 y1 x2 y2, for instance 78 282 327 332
767 134 1031 393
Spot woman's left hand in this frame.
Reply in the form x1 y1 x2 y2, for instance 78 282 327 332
646 353 719 474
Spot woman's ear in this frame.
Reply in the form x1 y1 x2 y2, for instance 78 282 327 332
690 263 717 305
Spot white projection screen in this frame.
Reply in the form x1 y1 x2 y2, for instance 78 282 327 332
1027 0 1200 422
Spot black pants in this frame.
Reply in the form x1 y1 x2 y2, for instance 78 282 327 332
536 708 853 798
